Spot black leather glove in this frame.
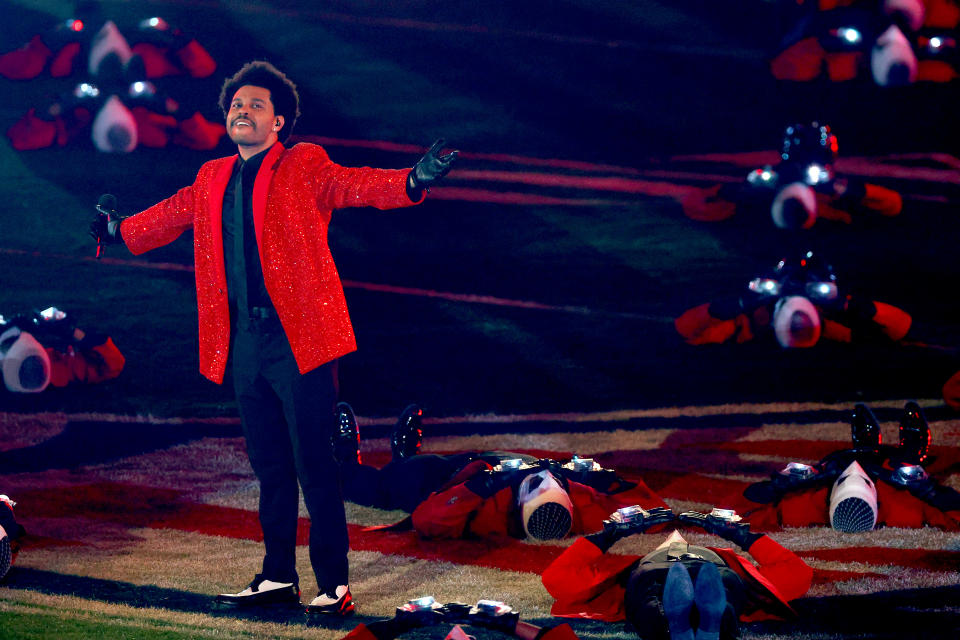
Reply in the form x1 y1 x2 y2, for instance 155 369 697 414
463 469 514 499
677 510 763 550
89 194 125 256
467 601 520 634
440 602 472 624
394 598 447 628
587 506 673 551
30 306 79 351
407 138 458 199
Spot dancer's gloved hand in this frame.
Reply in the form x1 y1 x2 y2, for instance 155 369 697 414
468 600 520 634
440 602 473 624
394 596 446 628
464 469 513 498
407 138 458 199
678 510 763 550
89 194 125 255
587 506 673 551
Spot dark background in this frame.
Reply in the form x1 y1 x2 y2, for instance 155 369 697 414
1 0 957 421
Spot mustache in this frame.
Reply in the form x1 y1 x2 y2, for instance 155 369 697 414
231 117 254 128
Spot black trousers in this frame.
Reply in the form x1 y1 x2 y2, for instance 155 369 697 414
341 451 538 513
623 552 744 640
341 453 477 512
230 314 348 590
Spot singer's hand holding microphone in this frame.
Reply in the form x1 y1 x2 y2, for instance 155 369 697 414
89 194 125 258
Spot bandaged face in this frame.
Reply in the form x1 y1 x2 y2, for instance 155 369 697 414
517 470 574 540
829 461 879 532
0 327 51 393
871 24 918 86
773 295 822 348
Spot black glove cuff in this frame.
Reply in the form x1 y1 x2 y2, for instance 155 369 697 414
585 529 616 553
406 171 424 201
733 531 764 551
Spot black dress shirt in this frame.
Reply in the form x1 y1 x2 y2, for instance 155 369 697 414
221 148 274 323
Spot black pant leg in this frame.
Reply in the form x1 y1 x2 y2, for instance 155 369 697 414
382 454 471 512
263 342 348 591
341 464 392 509
231 323 300 584
342 454 473 512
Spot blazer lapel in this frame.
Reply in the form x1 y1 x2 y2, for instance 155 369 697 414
208 156 238 276
251 142 285 252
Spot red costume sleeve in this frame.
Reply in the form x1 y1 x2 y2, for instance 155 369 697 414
861 184 902 217
710 538 810 621
84 337 125 382
538 624 581 640
742 487 831 530
122 182 200 255
675 303 754 345
468 487 515 538
770 37 825 81
877 483 960 530
568 482 668 535
542 537 640 621
340 623 379 640
741 536 813 602
870 302 911 341
311 148 423 210
411 483 486 539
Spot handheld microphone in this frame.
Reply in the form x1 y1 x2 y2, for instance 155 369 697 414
95 194 118 259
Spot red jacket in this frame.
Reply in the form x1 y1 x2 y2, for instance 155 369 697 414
675 299 911 346
342 622 581 640
542 535 812 623
735 483 960 531
121 142 419 383
411 462 669 540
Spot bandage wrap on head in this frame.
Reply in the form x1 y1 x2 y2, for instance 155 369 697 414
773 296 821 348
830 461 879 533
0 327 51 393
871 24 918 86
518 470 573 540
883 0 926 32
92 95 138 153
88 21 133 75
771 182 817 230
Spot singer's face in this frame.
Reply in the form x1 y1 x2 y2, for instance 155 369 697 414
227 85 281 155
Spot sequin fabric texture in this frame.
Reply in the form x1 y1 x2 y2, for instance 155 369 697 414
122 142 417 383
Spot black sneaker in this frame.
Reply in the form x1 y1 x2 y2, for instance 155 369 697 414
851 403 882 451
332 402 361 465
216 574 301 606
306 585 355 616
898 401 931 464
391 404 423 460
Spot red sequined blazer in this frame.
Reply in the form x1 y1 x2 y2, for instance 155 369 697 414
121 141 419 383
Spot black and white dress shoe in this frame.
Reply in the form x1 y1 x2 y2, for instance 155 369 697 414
216 574 301 606
306 585 355 616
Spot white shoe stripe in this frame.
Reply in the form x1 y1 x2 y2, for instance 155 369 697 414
219 580 294 597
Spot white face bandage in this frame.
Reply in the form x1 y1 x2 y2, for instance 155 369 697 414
773 296 822 349
518 470 574 540
871 24 918 87
0 328 51 393
92 95 138 153
771 182 817 230
830 461 879 533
